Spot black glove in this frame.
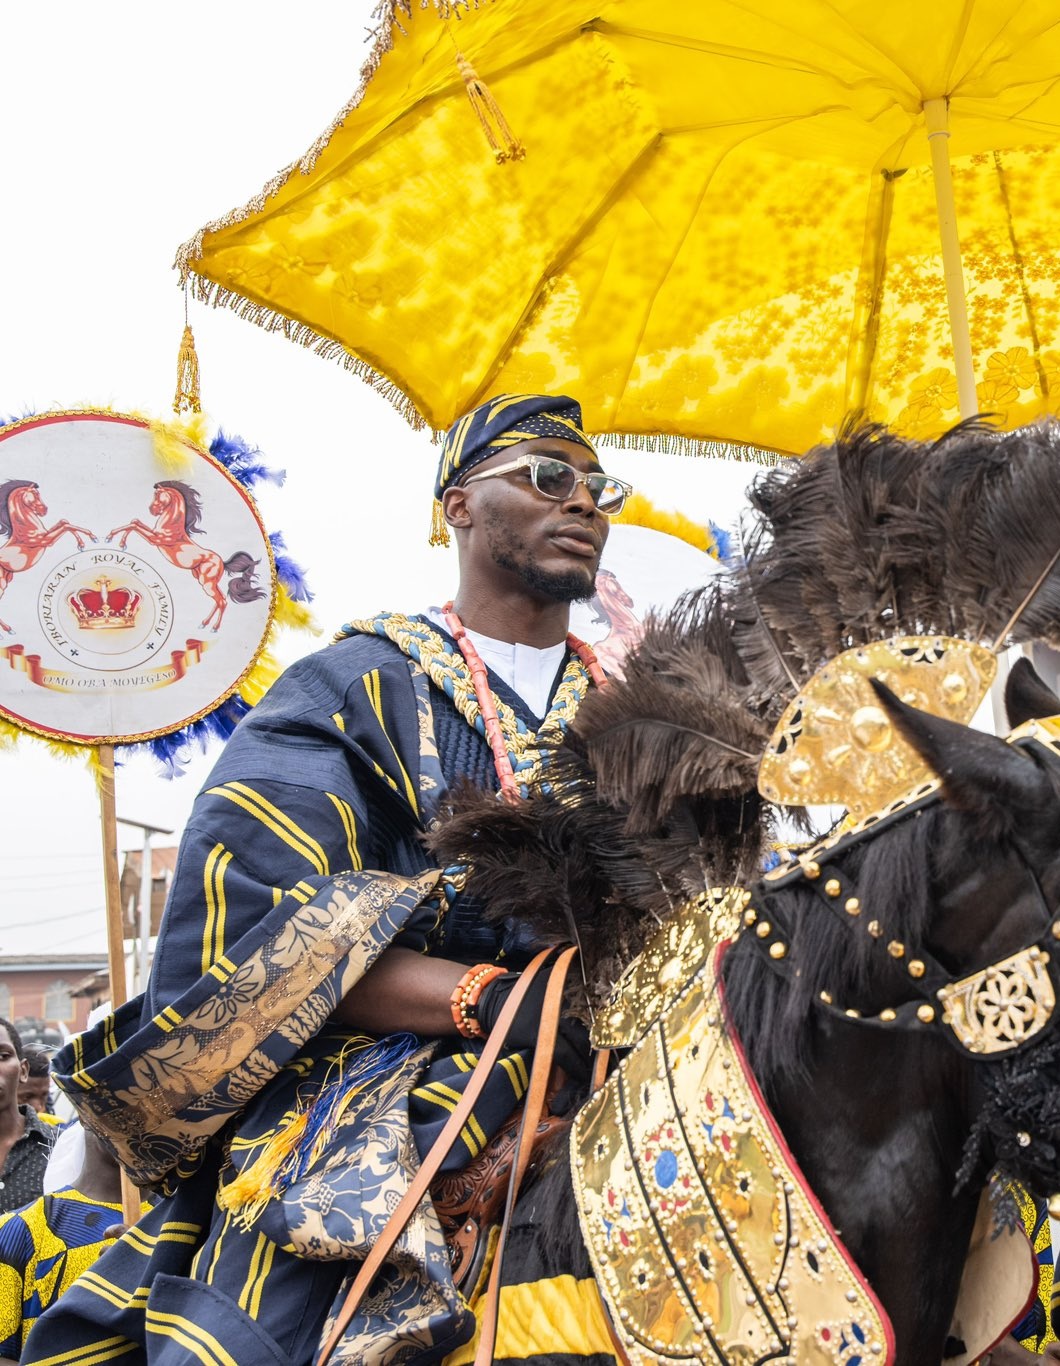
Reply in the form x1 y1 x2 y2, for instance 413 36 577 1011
476 966 592 1085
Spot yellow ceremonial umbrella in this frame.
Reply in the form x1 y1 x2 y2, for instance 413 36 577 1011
177 0 1060 454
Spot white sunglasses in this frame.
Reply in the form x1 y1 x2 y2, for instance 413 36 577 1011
461 453 632 515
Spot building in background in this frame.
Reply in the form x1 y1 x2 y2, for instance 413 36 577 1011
0 956 108 1047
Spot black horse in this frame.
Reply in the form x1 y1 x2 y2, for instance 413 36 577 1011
458 663 1060 1366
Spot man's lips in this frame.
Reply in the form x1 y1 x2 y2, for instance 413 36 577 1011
550 526 601 558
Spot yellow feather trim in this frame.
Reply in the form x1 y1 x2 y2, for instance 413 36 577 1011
614 491 718 558
273 583 319 634
144 412 208 474
0 714 109 779
237 649 283 708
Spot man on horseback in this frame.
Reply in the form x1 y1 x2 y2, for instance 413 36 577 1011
24 395 631 1365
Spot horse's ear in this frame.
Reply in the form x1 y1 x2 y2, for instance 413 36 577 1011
868 679 1054 825
1005 656 1060 729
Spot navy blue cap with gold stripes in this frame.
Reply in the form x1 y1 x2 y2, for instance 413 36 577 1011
431 394 596 546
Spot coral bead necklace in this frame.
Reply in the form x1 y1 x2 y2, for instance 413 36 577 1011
441 601 607 802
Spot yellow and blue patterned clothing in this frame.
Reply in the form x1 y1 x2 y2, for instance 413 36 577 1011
1012 1186 1058 1352
24 615 592 1366
0 1187 143 1358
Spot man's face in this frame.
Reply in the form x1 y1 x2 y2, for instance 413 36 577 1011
453 438 611 604
18 1073 50 1113
0 1031 26 1112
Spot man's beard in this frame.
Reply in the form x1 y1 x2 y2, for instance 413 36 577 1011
488 529 597 602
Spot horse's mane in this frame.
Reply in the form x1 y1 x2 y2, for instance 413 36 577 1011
0 480 36 538
721 805 968 1082
157 480 204 535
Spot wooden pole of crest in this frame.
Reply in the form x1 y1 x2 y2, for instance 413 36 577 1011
96 742 142 1229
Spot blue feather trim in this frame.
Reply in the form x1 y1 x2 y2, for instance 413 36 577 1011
119 695 253 779
708 521 734 564
269 531 314 603
209 428 286 490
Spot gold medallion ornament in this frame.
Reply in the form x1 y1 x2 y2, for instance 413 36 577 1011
938 946 1056 1056
758 636 997 819
592 889 749 1049
573 946 893 1364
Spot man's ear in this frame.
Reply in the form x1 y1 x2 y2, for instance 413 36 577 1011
442 485 472 531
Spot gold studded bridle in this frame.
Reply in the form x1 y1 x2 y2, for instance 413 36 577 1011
747 720 1060 1059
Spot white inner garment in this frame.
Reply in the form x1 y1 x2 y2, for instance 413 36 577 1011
425 607 566 718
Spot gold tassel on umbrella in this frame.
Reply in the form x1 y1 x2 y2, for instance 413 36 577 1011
456 53 524 164
174 322 201 415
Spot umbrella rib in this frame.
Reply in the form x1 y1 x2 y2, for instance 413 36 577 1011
461 131 667 416
608 106 846 423
593 17 920 106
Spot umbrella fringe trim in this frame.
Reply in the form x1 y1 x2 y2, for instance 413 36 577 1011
174 0 488 282
183 272 431 431
173 0 783 466
180 271 789 461
592 430 783 465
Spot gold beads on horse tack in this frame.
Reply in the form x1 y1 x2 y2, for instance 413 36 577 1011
845 897 860 915
769 942 787 960
917 1004 935 1023
887 941 905 959
756 922 772 939
803 860 821 879
824 878 841 897
907 959 925 978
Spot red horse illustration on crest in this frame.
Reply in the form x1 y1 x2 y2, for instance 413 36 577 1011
0 480 97 633
107 481 266 631
589 568 644 679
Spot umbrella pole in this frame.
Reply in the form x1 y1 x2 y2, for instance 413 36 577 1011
96 742 143 1230
923 98 977 420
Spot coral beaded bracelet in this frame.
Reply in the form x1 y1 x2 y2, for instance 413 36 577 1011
449 963 508 1039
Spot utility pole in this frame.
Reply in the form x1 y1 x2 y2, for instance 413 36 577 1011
117 817 173 994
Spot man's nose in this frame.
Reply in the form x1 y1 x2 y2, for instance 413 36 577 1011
562 478 598 515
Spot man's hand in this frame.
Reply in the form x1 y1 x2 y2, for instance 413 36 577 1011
476 968 591 1083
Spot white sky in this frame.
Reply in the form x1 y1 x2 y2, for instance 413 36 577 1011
0 2 764 959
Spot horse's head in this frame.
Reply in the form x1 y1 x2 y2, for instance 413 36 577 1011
727 659 1060 1197
595 569 634 612
152 480 204 535
867 668 1060 975
0 480 42 534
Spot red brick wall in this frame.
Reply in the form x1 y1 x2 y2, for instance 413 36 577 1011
0 970 97 1031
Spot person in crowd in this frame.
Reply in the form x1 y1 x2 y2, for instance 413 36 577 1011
0 1023 53 1218
0 1131 148 1363
16 1052 56 1125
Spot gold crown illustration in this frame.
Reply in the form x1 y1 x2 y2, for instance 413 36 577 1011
758 636 998 820
68 577 142 631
